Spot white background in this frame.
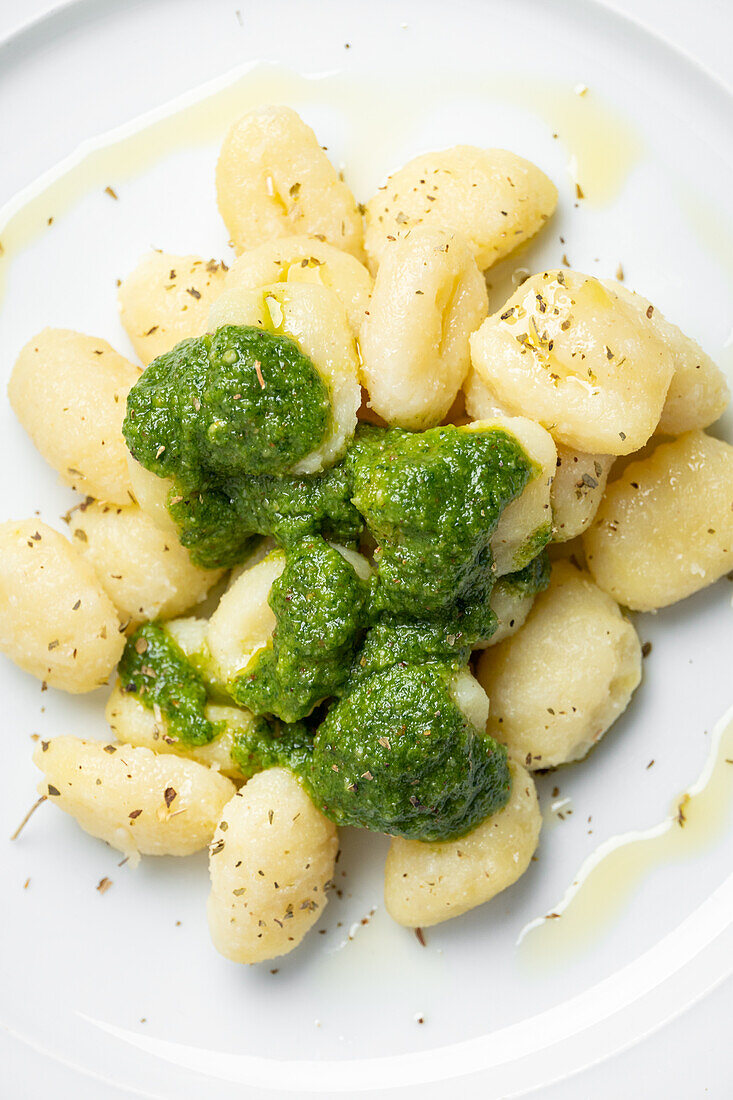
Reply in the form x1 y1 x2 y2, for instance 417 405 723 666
0 1 731 1096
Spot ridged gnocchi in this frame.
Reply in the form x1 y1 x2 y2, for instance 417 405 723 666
209 282 361 474
8 329 140 504
359 227 488 429
469 271 676 455
384 762 541 927
224 235 372 336
364 145 557 273
216 106 364 259
584 430 733 611
33 736 235 857
207 768 338 963
118 252 228 365
0 519 123 692
68 501 222 625
477 561 641 769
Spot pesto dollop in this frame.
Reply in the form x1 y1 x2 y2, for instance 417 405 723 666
118 622 220 747
347 425 533 641
231 536 370 721
229 716 314 780
167 464 363 570
306 663 510 841
123 325 331 486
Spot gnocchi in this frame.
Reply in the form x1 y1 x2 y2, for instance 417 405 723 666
469 271 676 454
0 519 123 692
583 430 733 610
8 329 140 504
207 768 338 963
216 106 364 259
118 252 228 365
364 145 557 273
208 282 361 474
68 501 222 625
477 561 641 769
603 281 729 435
359 227 488 429
224 235 372 336
33 737 235 858
384 762 541 927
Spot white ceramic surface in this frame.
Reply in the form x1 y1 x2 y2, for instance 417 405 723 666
0 1 732 1097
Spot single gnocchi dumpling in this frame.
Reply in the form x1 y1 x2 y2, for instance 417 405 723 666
384 762 541 927
364 145 557 274
106 679 250 780
551 447 615 542
206 549 286 682
8 329 140 504
118 252 229 365
68 501 223 625
469 271 676 455
359 227 488 430
477 561 641 769
33 737 235 858
224 235 372 336
209 282 361 473
583 430 733 611
0 519 123 692
207 768 338 963
216 106 364 259
465 417 556 575
603 280 729 435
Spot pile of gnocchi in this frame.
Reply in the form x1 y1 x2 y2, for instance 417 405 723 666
2 105 732 966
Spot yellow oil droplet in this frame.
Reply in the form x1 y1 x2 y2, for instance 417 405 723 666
502 80 642 206
518 705 733 966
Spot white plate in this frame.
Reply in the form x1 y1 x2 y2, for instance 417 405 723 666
1 1 732 1097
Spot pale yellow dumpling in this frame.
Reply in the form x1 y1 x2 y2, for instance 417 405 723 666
216 106 364 259
583 430 733 610
8 329 140 504
118 252 228 365
364 145 557 273
470 271 676 455
477 561 641 769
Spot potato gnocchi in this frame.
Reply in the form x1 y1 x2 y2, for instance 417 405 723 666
3 104 729 970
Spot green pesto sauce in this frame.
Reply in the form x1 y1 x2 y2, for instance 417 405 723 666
347 425 533 636
510 520 553 572
167 464 363 570
118 622 220 747
305 662 511 841
498 549 551 600
347 620 471 686
231 537 370 722
229 716 314 780
123 325 331 487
